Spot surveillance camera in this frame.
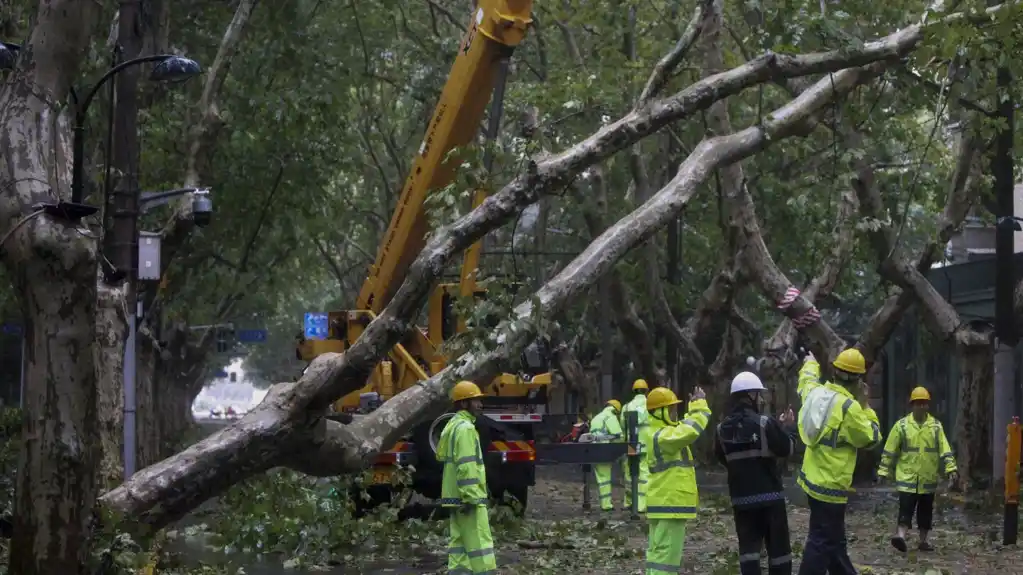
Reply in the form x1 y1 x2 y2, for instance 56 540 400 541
191 188 213 227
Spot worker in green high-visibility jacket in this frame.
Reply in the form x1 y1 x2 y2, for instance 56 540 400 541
589 399 623 511
437 381 495 575
621 379 651 512
878 385 958 553
643 385 711 575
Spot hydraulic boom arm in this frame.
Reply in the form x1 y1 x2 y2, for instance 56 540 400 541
355 0 533 313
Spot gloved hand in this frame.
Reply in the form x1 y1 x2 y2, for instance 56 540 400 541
804 350 816 363
778 405 795 423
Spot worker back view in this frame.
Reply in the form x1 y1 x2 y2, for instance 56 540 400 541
715 371 796 575
437 381 496 575
589 399 624 511
621 379 651 512
796 349 882 575
877 386 958 552
643 385 711 574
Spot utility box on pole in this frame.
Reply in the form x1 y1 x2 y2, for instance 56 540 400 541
137 231 161 281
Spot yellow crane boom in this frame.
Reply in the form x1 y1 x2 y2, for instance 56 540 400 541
298 0 551 410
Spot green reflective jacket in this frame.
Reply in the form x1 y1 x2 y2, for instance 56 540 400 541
590 405 623 443
643 399 711 520
878 413 956 493
437 410 488 507
621 394 650 453
796 359 882 504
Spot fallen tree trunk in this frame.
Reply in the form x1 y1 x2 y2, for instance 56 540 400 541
100 46 895 532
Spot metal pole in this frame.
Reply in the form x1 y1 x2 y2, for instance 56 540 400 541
1004 417 1021 544
18 332 25 408
992 60 1015 486
627 411 639 519
581 463 591 510
123 303 137 479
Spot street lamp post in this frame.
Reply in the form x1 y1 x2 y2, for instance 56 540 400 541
3 41 204 480
0 41 201 218
122 187 213 478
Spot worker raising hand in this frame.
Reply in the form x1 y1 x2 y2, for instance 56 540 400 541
689 386 706 401
779 405 796 424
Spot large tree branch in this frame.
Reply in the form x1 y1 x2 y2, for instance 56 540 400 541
851 127 987 350
102 0 1022 522
572 169 658 383
100 45 890 528
292 61 896 477
759 185 858 376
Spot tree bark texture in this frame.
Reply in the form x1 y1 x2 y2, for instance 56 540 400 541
0 1 102 572
94 278 128 488
955 339 994 483
573 167 658 383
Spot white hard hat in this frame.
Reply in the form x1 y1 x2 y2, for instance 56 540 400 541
730 371 766 394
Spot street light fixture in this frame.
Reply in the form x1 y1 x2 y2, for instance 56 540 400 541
0 42 202 220
139 186 213 227
0 42 16 70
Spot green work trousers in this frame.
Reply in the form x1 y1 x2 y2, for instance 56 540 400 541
646 518 687 575
447 505 497 574
622 456 649 512
593 463 614 510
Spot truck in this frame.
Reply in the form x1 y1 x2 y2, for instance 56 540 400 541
296 0 550 512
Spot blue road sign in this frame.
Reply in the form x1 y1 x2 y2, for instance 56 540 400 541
304 312 329 340
237 329 268 343
214 369 229 378
1 324 22 336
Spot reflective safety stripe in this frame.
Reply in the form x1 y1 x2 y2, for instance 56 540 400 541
798 470 851 498
681 418 704 433
449 546 465 555
924 426 940 452
646 505 697 514
457 478 480 487
440 497 488 505
739 552 760 562
769 554 792 566
650 428 695 473
468 548 494 558
731 491 786 506
718 415 771 461
646 561 679 572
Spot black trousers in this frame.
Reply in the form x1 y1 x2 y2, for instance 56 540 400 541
734 504 792 575
797 497 857 575
897 492 935 530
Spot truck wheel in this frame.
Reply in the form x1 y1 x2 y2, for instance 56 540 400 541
492 484 527 515
506 484 528 515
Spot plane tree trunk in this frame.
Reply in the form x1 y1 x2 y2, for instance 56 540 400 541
0 4 103 573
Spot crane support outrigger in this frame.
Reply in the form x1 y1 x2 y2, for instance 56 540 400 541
298 0 628 512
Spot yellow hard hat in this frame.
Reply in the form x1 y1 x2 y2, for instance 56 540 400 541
646 387 682 411
606 399 622 412
451 381 484 402
832 348 866 375
632 379 649 391
910 386 931 402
